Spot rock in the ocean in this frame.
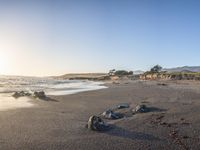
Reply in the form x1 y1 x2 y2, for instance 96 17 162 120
12 92 21 98
102 109 120 119
34 91 46 99
135 104 148 113
87 116 108 131
12 91 31 98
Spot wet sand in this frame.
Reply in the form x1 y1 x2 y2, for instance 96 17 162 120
0 94 34 111
0 80 200 149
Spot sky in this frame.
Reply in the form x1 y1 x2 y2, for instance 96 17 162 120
0 0 200 76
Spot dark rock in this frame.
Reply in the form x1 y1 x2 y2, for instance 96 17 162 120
12 92 21 98
102 109 120 119
24 92 31 96
134 104 149 113
12 91 31 98
34 91 46 99
117 103 129 109
157 83 167 86
87 116 109 131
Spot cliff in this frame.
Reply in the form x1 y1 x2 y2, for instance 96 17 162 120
140 72 200 80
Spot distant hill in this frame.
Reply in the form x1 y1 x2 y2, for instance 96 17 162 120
55 73 108 80
163 66 200 73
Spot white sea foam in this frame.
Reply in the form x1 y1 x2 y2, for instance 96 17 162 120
0 75 107 95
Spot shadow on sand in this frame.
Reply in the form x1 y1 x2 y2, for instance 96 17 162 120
103 125 161 141
147 107 167 112
41 97 59 102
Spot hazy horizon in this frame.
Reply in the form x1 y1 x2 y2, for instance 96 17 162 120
0 0 200 76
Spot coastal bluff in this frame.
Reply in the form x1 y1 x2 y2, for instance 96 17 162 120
140 72 200 80
55 73 111 81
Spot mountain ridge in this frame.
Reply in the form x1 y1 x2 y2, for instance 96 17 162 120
163 66 200 73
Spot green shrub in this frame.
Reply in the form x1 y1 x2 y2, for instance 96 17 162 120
111 70 133 76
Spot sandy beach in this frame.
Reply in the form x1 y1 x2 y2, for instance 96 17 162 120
0 80 200 150
1 0 200 149
0 94 34 111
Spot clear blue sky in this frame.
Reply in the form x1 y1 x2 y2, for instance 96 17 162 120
0 0 200 76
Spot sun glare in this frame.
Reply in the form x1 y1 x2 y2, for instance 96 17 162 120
0 56 6 74
0 52 9 74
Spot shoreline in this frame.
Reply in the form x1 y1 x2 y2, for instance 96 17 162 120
0 80 199 149
0 80 107 111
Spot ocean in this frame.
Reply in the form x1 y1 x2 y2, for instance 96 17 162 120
0 75 107 111
0 75 107 95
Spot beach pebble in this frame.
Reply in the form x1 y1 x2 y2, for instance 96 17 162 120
87 116 108 131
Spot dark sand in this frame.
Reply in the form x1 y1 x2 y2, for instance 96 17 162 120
0 80 200 150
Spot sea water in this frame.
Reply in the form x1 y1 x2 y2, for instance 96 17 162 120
0 75 107 95
0 75 107 111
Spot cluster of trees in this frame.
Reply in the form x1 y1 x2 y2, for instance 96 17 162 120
109 69 133 76
150 65 162 73
109 65 162 76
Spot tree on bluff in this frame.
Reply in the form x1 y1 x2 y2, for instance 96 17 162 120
108 69 133 76
150 65 162 73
